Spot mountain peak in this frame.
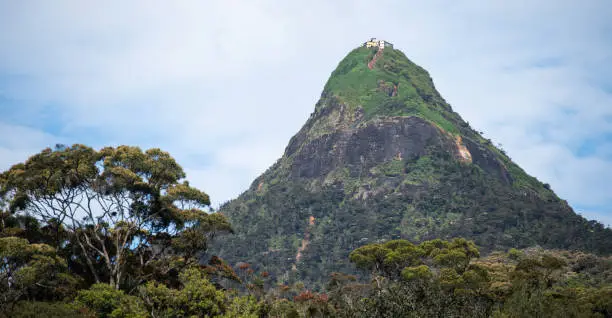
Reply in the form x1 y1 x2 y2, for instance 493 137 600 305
320 43 458 135
211 41 612 287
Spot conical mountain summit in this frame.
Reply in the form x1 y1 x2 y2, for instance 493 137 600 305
211 40 612 287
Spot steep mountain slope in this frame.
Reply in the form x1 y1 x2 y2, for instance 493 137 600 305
211 44 612 288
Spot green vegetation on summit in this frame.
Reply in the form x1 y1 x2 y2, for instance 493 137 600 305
324 46 459 133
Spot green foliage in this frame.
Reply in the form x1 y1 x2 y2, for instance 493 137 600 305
266 299 300 318
350 238 481 283
0 144 232 290
338 240 612 317
507 248 523 260
75 283 147 318
0 236 79 310
371 159 404 177
1 301 86 318
400 265 432 281
349 243 391 271
0 144 242 317
137 267 227 317
322 47 460 134
432 238 480 273
218 295 261 318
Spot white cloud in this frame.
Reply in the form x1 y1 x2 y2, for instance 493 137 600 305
0 122 66 169
0 1 610 222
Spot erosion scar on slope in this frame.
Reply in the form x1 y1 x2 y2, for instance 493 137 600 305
292 216 316 271
455 135 473 163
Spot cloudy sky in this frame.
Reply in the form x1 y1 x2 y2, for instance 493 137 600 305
1 1 611 225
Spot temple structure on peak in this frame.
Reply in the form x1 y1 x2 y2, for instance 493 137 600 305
363 37 393 49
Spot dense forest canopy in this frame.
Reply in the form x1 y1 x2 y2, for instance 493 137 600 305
1 144 611 317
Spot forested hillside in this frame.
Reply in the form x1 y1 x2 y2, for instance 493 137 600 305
211 45 612 288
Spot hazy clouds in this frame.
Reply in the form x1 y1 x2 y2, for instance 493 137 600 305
1 0 610 224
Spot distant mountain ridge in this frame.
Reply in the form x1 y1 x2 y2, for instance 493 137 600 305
210 41 612 288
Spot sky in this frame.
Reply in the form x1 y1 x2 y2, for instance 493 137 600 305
0 1 611 226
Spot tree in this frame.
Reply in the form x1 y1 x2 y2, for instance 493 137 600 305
137 267 227 317
0 236 78 312
0 144 232 290
74 283 147 318
348 238 492 317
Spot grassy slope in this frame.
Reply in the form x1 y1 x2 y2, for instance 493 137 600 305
323 47 459 133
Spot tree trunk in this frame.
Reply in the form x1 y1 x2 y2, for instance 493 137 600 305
76 239 101 284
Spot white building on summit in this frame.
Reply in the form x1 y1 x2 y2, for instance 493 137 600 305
363 38 393 49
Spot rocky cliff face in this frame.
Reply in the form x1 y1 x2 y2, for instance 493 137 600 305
210 44 612 288
289 116 444 180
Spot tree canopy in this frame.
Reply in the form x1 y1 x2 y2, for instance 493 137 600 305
1 145 611 317
0 144 234 314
